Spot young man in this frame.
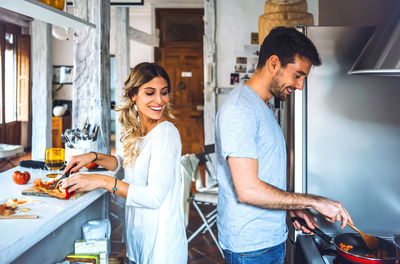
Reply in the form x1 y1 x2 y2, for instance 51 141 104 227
215 27 353 263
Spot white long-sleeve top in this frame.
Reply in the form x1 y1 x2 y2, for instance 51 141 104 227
113 121 188 264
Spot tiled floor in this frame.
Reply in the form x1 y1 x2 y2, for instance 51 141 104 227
1 149 224 264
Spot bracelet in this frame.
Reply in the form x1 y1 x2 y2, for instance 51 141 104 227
112 178 118 194
90 151 98 162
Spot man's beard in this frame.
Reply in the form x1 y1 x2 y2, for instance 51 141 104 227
269 74 286 101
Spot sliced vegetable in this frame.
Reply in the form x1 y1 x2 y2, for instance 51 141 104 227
34 178 74 199
85 162 99 170
0 204 15 216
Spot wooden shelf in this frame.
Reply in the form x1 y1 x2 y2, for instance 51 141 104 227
0 0 95 29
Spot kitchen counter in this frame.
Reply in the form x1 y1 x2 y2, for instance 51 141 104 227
0 166 111 264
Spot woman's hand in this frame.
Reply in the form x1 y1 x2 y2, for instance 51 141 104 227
289 209 319 235
61 172 128 199
63 152 97 174
61 173 105 193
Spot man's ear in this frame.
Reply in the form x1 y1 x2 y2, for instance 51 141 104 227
267 55 281 73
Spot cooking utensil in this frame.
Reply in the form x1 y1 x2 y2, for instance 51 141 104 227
292 217 397 263
348 223 380 250
48 164 77 190
0 215 38 219
82 116 88 131
93 126 99 141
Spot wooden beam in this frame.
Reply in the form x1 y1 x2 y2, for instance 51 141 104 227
114 7 130 155
73 0 111 154
31 20 52 159
0 8 31 28
203 0 216 146
203 0 217 187
129 26 159 47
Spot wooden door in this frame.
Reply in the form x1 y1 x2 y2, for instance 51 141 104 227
158 48 204 154
17 34 30 122
155 9 204 155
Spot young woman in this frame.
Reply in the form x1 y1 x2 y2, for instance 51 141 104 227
62 62 188 264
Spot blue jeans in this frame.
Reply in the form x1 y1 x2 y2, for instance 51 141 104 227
223 242 286 264
129 260 136 264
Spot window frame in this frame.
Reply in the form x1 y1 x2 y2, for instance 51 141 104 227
0 22 21 125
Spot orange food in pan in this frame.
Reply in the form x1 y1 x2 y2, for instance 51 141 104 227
339 242 388 259
339 242 354 252
365 249 388 259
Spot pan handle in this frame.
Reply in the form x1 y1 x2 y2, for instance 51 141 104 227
291 217 334 245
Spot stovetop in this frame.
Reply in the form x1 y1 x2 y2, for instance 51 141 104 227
315 236 352 264
296 234 398 264
320 249 354 264
296 235 364 264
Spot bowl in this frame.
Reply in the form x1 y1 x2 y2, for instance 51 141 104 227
53 105 66 117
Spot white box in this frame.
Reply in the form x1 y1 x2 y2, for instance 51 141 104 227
75 239 108 254
75 239 108 264
99 252 108 264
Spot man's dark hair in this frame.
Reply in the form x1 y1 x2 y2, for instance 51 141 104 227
256 26 321 70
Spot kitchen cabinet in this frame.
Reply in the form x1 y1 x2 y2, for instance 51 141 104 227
0 167 110 264
0 0 95 28
52 115 71 148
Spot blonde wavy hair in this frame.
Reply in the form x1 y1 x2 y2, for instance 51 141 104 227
114 62 174 167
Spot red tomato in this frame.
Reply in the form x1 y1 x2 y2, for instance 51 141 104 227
12 170 30 185
85 162 99 170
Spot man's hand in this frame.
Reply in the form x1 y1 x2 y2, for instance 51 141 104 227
289 209 318 234
310 195 353 229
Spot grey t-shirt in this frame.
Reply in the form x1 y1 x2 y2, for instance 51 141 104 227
215 84 287 252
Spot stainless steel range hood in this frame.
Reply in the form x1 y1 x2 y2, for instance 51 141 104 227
348 6 400 76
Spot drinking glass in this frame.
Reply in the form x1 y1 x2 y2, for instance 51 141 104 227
44 148 65 177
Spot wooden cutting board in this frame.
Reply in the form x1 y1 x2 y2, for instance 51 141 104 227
21 186 84 199
22 186 54 198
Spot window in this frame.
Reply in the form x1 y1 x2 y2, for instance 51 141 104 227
4 31 17 123
0 22 30 144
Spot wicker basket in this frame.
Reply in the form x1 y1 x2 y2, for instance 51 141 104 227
258 0 314 44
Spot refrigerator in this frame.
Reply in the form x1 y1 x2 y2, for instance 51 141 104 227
287 26 400 241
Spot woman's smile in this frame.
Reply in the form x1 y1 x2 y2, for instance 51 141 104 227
149 106 163 111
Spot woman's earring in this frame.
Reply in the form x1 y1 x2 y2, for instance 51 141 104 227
133 102 140 123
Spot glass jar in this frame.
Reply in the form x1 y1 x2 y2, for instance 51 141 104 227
37 0 52 5
51 0 65 10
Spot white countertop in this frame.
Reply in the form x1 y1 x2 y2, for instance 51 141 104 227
0 166 109 264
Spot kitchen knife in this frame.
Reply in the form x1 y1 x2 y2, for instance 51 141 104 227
48 164 77 190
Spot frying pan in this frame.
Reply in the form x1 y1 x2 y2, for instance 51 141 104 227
292 217 398 264
394 235 400 259
394 234 400 249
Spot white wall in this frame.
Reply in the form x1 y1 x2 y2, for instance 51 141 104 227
215 0 263 90
110 5 154 68
52 28 74 100
215 0 318 107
